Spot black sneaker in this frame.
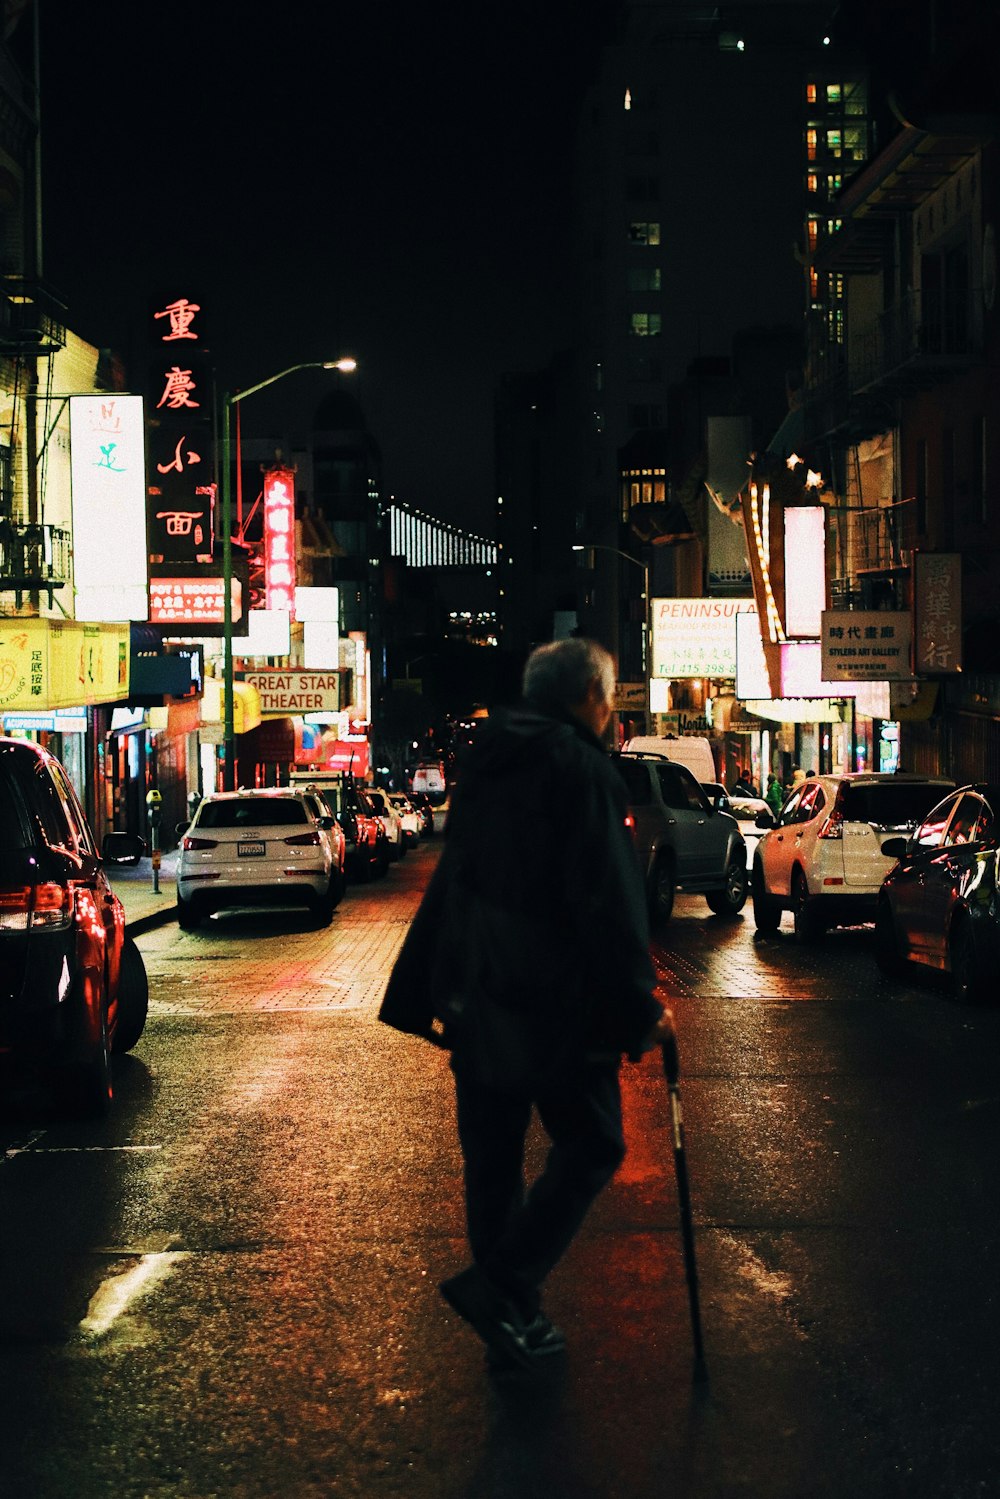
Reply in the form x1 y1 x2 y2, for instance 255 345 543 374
485 1313 566 1371
439 1267 533 1369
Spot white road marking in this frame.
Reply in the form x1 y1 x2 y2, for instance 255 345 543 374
79 1250 188 1337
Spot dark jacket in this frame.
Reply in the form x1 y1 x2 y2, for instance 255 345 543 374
379 699 662 1072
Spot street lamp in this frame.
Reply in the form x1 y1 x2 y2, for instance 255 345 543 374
572 542 652 725
220 358 357 790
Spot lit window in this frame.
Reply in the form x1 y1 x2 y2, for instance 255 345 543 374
806 82 818 104
827 217 843 236
809 267 819 300
826 129 842 156
630 312 662 337
624 88 632 110
806 127 818 161
807 216 820 251
826 83 842 104
807 173 818 194
826 173 842 195
628 265 662 292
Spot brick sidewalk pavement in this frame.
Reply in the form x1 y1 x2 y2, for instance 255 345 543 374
108 851 179 936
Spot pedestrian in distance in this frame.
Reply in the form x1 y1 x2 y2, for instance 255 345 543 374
379 637 674 1371
765 773 784 815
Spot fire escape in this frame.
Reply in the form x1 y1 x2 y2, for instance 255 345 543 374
0 275 69 608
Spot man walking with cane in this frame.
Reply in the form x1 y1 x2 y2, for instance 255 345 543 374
380 638 674 1370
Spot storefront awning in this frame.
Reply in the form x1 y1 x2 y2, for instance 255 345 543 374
200 677 262 735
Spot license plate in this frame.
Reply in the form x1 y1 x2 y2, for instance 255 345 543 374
237 841 266 857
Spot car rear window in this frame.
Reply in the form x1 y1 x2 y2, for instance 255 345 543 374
838 782 948 828
612 757 652 805
0 760 33 853
197 798 310 829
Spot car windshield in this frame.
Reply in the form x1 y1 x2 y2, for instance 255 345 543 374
839 782 949 829
197 798 310 829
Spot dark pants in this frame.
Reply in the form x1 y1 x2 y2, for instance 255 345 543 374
451 1052 626 1319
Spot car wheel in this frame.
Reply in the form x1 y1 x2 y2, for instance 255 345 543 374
792 869 824 943
706 856 749 917
329 867 345 910
72 999 113 1118
752 861 782 934
648 854 675 926
310 882 336 927
112 937 149 1054
177 895 201 930
948 916 981 1003
375 845 390 879
874 898 906 980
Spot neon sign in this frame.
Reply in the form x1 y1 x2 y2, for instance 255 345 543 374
263 467 297 614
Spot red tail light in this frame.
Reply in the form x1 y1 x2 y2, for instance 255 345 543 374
624 812 636 835
183 835 219 851
284 831 321 847
818 811 844 840
0 882 72 932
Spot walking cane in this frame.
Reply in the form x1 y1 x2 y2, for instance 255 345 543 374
661 1033 709 1383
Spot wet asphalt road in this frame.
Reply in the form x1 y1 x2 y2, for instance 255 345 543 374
2 839 1000 1498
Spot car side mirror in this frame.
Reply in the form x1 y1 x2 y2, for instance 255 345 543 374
755 809 776 829
317 815 334 830
102 831 146 867
881 836 907 860
175 821 190 837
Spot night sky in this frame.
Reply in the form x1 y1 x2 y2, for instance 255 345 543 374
35 2 616 530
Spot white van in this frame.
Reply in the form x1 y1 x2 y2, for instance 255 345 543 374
411 760 447 802
621 734 717 786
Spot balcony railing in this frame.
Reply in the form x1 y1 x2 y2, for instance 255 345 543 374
850 288 982 393
0 521 71 605
0 278 68 356
828 499 915 610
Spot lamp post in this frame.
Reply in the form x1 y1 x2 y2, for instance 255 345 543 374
220 358 357 790
572 542 652 726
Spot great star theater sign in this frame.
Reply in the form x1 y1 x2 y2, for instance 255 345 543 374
241 670 343 714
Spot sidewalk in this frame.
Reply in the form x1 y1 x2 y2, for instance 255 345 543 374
109 849 179 937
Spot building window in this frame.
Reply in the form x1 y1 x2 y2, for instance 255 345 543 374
826 128 843 156
807 216 820 252
630 312 662 337
629 220 660 245
629 353 662 382
807 172 819 194
826 83 842 104
628 265 662 292
626 176 659 201
806 127 818 161
806 82 818 104
973 414 988 524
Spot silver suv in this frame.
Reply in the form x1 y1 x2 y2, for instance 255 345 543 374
611 752 748 924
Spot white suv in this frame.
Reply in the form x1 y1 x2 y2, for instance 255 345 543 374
177 788 342 930
751 773 954 941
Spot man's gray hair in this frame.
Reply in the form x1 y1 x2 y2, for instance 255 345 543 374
522 638 616 709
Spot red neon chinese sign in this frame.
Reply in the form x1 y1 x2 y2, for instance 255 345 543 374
263 467 296 615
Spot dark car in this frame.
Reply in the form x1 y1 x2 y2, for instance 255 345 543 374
0 737 148 1115
339 780 390 881
611 751 748 923
875 782 1000 1002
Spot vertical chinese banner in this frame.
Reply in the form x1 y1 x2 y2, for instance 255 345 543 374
70 395 149 621
915 553 962 674
263 467 297 614
146 295 215 568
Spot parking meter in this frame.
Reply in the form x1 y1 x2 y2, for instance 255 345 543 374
145 788 163 891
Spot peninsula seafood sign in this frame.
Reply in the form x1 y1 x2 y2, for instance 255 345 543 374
652 598 758 679
241 670 342 714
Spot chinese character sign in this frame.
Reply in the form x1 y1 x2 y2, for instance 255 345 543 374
915 553 962 674
149 577 242 626
821 611 913 681
146 293 214 566
69 396 149 621
263 468 297 615
652 598 758 679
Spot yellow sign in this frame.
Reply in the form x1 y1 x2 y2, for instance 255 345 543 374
0 619 130 712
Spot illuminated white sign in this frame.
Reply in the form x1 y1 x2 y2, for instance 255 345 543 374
70 396 148 620
784 507 826 638
821 611 912 681
232 609 291 656
243 670 341 714
652 598 757 679
294 586 339 623
303 620 341 668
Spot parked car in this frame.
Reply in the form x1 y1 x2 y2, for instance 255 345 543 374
290 773 388 883
387 791 422 845
296 789 347 904
611 751 748 923
368 789 406 860
620 734 717 786
702 782 733 813
875 783 1000 1001
176 788 343 929
0 737 148 1115
408 790 436 837
411 760 447 803
728 793 772 870
751 772 955 942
